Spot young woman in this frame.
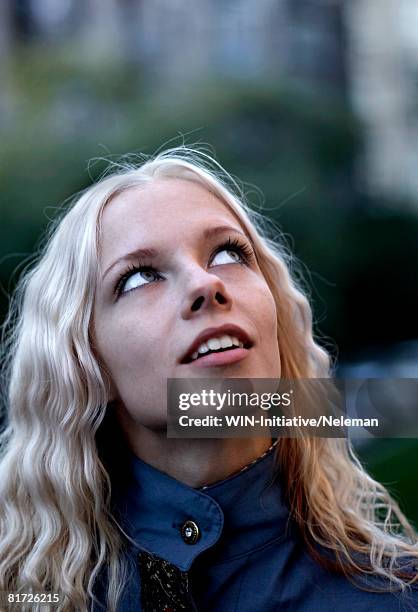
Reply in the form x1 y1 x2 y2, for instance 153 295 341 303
0 147 417 611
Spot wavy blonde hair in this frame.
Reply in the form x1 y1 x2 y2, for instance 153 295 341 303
0 146 417 611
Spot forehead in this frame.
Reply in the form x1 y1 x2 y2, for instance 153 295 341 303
99 178 243 262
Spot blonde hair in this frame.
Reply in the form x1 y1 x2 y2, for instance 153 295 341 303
0 146 417 611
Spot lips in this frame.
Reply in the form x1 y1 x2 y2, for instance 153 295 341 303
179 323 253 364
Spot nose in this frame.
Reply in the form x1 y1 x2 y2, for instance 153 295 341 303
180 267 233 320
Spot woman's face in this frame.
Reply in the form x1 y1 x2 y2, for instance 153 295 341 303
93 178 281 428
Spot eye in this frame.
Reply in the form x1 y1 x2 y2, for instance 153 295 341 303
115 265 162 296
211 249 243 266
210 237 254 267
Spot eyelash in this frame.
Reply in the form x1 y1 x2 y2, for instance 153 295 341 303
113 236 255 297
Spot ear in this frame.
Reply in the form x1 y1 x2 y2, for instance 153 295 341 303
107 378 119 404
98 365 118 403
89 336 118 401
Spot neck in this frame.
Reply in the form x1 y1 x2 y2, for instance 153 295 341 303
116 414 272 488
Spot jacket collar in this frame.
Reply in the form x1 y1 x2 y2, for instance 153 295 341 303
112 445 291 572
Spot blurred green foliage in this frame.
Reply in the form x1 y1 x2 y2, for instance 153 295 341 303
358 439 418 527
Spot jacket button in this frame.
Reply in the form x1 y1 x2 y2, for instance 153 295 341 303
180 520 200 545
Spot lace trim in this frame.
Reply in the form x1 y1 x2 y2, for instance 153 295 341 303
199 438 279 491
139 550 195 612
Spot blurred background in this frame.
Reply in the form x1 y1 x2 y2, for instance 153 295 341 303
0 1 417 523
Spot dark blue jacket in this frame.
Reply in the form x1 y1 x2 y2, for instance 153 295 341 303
94 446 418 611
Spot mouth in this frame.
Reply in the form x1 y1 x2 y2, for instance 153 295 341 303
187 345 251 368
180 324 253 366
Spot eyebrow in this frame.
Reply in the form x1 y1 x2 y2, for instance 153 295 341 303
102 224 251 280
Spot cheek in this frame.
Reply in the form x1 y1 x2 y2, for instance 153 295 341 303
94 315 152 388
98 333 166 426
94 311 172 418
107 326 154 375
251 279 281 362
252 278 278 329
